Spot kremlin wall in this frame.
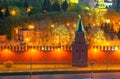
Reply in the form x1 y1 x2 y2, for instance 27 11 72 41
0 45 120 64
0 18 120 66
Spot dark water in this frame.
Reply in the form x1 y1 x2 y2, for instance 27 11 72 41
0 72 120 79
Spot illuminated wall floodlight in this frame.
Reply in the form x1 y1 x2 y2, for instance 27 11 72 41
115 46 119 50
41 47 44 51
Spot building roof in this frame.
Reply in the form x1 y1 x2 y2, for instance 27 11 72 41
76 16 85 32
19 28 28 31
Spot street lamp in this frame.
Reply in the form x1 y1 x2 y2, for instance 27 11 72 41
106 50 108 71
105 43 110 71
90 62 94 78
30 49 33 79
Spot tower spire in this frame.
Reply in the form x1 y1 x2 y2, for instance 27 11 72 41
76 15 85 32
72 15 88 67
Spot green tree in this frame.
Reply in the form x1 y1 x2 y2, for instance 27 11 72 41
62 0 69 11
4 8 10 17
52 1 61 11
0 8 3 19
24 1 29 9
42 0 53 12
71 4 83 13
52 24 71 45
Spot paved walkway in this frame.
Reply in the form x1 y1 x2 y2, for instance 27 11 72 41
0 64 120 74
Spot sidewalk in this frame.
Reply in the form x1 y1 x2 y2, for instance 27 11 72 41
0 64 120 75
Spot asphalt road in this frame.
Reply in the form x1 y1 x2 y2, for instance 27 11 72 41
0 72 120 79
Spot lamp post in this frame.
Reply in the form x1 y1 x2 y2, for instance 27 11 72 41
90 62 94 78
30 49 32 79
106 50 108 71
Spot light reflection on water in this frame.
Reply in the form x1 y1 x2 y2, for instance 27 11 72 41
0 74 88 79
1 73 120 79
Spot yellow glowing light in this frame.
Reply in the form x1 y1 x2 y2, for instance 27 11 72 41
114 46 119 50
93 23 96 26
94 48 97 51
3 49 9 53
25 38 30 42
31 49 36 52
11 10 16 16
73 23 76 28
70 0 78 3
106 19 110 23
1 8 5 13
50 24 55 28
27 7 31 13
96 22 100 26
41 47 44 50
118 21 120 25
14 27 18 34
106 42 110 46
66 23 70 26
28 25 34 29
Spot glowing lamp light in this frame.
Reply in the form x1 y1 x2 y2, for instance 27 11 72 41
1 8 5 13
28 25 34 29
93 23 96 26
11 10 16 16
66 23 70 26
25 38 30 42
44 10 47 13
27 7 31 13
50 24 55 28
106 42 110 46
96 22 100 26
93 48 98 52
41 47 44 51
118 21 120 25
106 19 110 23
115 46 119 50
31 49 35 52
48 48 50 50
112 48 114 51
3 49 9 53
57 48 60 51
73 24 76 28
105 48 107 50
61 47 63 50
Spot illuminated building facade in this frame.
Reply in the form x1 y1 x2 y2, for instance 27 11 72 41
18 28 44 45
18 28 36 45
1 18 120 66
0 35 7 42
72 17 88 67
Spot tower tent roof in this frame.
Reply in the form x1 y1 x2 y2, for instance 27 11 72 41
76 17 85 32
